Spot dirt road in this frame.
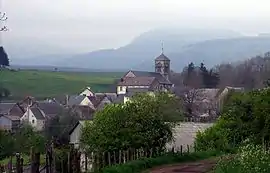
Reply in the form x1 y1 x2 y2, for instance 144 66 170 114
148 158 219 173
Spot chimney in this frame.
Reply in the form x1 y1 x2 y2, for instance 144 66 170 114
66 95 69 106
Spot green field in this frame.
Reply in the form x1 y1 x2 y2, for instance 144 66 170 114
0 70 124 99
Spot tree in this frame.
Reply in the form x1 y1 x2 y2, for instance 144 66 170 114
81 92 181 154
0 46 9 67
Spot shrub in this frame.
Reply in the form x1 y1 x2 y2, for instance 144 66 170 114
215 143 270 173
195 88 270 152
81 92 182 154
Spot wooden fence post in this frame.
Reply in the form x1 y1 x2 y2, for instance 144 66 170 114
180 145 183 155
8 155 12 173
187 145 190 154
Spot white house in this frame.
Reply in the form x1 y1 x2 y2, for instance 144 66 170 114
80 87 95 97
69 120 92 149
20 107 46 131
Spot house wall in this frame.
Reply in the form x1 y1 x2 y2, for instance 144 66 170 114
70 124 83 149
0 116 12 131
166 122 214 151
21 108 45 131
117 86 127 95
80 97 92 106
80 89 94 97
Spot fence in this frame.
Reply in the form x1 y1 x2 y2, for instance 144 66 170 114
0 144 194 173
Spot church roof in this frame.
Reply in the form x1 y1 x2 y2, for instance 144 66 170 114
155 53 170 61
128 71 172 84
118 77 157 86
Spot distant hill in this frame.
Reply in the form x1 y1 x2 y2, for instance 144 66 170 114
8 28 270 72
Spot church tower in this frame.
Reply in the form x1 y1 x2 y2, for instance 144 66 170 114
155 43 170 80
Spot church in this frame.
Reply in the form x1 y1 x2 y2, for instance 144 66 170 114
115 51 173 102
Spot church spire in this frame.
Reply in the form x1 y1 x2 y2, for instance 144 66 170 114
161 41 164 54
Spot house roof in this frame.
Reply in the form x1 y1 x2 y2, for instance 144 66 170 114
68 95 87 106
127 71 172 84
69 120 92 135
30 107 45 120
95 93 117 102
0 103 16 114
1 115 21 121
125 88 151 97
113 95 125 104
118 76 157 86
35 102 63 117
71 105 95 120
155 53 170 61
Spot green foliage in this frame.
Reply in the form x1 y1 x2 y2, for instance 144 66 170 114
195 88 270 152
215 144 270 173
0 70 123 99
97 150 223 173
81 92 182 153
0 125 45 159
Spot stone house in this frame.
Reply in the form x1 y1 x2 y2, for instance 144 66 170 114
0 114 21 132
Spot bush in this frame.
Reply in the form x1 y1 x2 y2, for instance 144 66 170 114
98 150 223 173
81 92 182 154
215 143 270 173
195 88 270 152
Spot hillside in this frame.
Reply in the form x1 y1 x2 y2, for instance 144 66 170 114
0 70 123 99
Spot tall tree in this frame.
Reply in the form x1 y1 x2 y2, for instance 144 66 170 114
0 46 9 67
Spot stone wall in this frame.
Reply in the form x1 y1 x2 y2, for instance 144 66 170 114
166 122 214 151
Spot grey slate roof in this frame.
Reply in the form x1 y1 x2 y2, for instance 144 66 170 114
118 77 157 86
125 88 151 97
129 71 172 84
36 102 63 117
31 107 45 120
113 95 124 104
0 103 16 114
68 95 86 106
155 53 170 61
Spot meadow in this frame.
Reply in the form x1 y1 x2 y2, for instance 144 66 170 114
0 69 124 99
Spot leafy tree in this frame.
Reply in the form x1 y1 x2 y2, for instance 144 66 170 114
81 92 181 153
195 88 270 151
0 47 9 67
44 110 79 146
0 130 14 159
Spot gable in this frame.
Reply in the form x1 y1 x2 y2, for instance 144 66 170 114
124 71 136 78
80 87 95 97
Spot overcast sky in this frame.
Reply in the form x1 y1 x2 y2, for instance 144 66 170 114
2 0 270 53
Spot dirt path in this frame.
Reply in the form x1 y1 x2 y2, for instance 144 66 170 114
148 157 219 173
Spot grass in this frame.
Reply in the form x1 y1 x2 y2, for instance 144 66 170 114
0 154 46 166
97 150 224 173
0 69 124 99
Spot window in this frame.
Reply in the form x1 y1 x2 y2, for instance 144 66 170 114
32 119 35 124
119 86 123 91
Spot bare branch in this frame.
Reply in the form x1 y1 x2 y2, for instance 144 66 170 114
0 12 8 21
0 26 8 32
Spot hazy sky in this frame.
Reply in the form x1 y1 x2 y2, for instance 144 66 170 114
3 0 270 53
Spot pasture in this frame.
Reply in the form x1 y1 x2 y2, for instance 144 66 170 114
0 69 123 99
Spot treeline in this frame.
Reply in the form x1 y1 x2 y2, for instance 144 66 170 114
171 51 270 90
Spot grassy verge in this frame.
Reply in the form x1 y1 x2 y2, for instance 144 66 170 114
96 150 224 173
0 154 46 166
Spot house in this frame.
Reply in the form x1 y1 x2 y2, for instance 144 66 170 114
115 51 173 103
70 105 95 120
0 114 20 132
33 101 63 119
67 95 93 108
80 87 95 97
20 107 46 131
69 120 92 149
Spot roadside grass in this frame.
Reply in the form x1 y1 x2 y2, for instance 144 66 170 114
96 150 224 173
